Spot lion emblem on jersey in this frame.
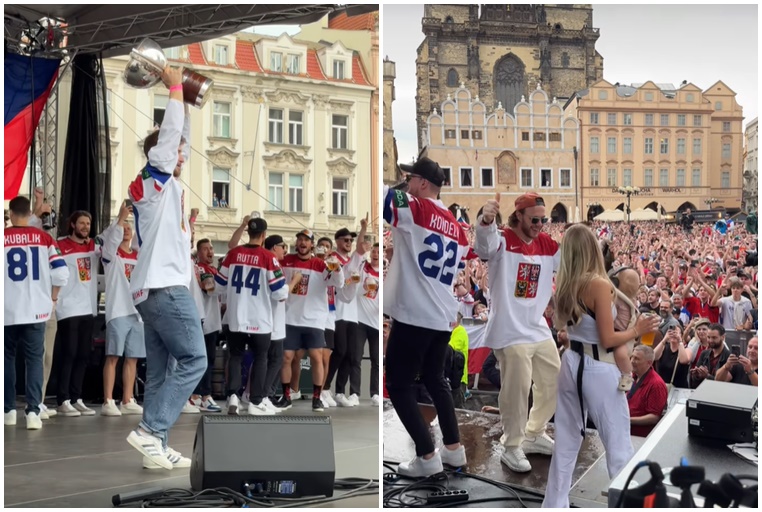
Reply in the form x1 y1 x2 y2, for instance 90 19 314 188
124 263 135 282
77 257 92 282
514 262 540 299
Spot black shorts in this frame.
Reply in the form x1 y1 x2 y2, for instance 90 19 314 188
284 325 325 351
324 329 335 350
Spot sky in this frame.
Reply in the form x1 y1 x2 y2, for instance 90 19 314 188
384 3 759 165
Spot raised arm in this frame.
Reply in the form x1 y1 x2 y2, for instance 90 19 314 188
474 193 503 261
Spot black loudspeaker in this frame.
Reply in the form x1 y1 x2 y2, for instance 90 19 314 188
190 415 335 497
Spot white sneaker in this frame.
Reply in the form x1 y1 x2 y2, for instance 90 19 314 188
262 397 280 414
4 410 17 426
240 392 251 407
196 397 222 413
40 403 56 418
398 451 444 477
120 398 144 415
322 390 338 407
371 394 381 407
227 394 240 415
290 389 302 400
57 400 81 417
101 399 122 417
127 429 172 470
143 447 191 469
38 406 49 420
248 402 275 416
440 445 467 467
501 446 531 473
335 393 354 407
349 393 360 406
25 411 43 430
73 399 96 416
522 432 554 456
181 400 200 414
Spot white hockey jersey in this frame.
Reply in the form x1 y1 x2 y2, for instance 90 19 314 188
197 261 222 334
357 261 380 329
56 237 101 320
99 222 139 323
383 186 470 331
332 251 363 323
5 226 69 326
216 245 288 334
281 254 344 328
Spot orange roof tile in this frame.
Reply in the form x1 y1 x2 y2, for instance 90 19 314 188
235 41 263 72
351 54 370 86
187 43 207 66
306 49 326 80
328 11 376 31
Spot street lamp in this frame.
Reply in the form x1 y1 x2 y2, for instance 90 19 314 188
617 186 641 223
705 197 721 209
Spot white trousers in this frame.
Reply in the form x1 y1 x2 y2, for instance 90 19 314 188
543 349 634 508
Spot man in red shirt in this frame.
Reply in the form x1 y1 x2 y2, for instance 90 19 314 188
683 268 719 323
627 345 667 437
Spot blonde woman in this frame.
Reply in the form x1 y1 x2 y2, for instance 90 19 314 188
543 224 660 508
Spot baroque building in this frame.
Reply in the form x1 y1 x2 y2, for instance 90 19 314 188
744 117 758 213
415 4 603 149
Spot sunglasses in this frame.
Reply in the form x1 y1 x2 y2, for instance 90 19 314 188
405 174 422 183
524 215 548 225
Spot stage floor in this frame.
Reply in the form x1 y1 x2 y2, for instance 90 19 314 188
383 402 645 508
4 398 379 508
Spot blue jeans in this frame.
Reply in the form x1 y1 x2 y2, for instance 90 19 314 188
5 322 46 415
136 286 206 449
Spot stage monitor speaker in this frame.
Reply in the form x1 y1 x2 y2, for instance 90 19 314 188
190 415 335 497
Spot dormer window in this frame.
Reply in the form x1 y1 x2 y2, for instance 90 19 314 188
286 54 301 75
333 60 345 80
165 46 181 59
271 52 283 72
214 45 228 66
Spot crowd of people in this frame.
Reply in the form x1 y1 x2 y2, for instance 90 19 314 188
4 67 380 472
382 155 758 506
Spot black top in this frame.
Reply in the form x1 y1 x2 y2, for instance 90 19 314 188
691 346 731 388
656 344 690 388
729 364 758 386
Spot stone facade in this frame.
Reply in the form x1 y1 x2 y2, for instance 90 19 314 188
425 83 580 224
744 117 758 212
383 57 400 184
416 4 603 150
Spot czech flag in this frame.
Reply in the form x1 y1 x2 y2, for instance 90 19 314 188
4 54 60 200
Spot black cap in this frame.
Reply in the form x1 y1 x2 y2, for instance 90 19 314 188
335 227 357 240
264 234 284 250
400 157 446 187
247 217 268 234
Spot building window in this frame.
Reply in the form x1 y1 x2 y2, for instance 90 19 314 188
623 137 632 154
213 102 231 138
623 168 632 186
686 93 694 102
214 45 228 66
522 131 529 141
607 137 616 153
590 168 599 187
677 138 686 154
644 137 654 154
677 168 686 187
645 92 654 101
715 101 723 111
481 167 494 187
722 143 731 159
723 121 731 132
598 90 608 100
693 138 702 155
153 95 168 126
590 112 599 125
332 114 348 149
332 178 348 216
447 68 458 87
644 168 653 187
268 108 283 143
607 113 616 124
441 167 451 187
533 132 546 142
460 167 473 187
212 168 230 208
562 52 570 67
472 130 483 140
605 168 616 187
165 46 181 59
560 168 571 188
270 52 283 72
645 113 654 126
333 60 345 80
445 129 456 139
286 54 301 74
268 172 283 211
660 137 669 154
660 114 669 126
659 168 669 187
549 132 561 142
692 168 701 187
722 171 730 188
623 113 632 125
540 169 552 188
288 111 303 145
590 136 599 153
521 168 533 188
461 129 471 140
289 174 304 212
677 114 686 126
693 115 702 126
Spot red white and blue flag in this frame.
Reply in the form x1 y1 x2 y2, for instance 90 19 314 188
4 54 60 199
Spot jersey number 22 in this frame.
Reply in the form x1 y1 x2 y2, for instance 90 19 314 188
418 233 457 286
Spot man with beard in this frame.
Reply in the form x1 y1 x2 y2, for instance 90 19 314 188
54 210 101 418
715 337 758 386
690 323 730 388
639 289 661 315
279 229 344 412
474 192 560 473
657 299 680 337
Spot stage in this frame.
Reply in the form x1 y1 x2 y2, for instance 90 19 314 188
383 401 646 508
4 398 379 508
